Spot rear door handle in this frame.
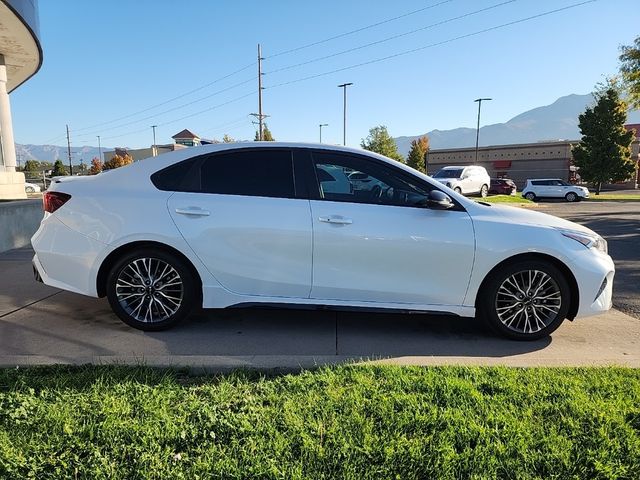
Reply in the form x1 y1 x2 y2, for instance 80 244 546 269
175 207 210 217
319 216 353 225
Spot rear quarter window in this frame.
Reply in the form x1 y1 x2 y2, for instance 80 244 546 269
150 157 200 191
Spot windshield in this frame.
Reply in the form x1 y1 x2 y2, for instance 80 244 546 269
434 168 463 179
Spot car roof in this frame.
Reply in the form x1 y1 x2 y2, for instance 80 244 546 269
527 178 562 181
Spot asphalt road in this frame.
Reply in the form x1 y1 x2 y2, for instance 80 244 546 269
0 200 638 369
541 200 640 319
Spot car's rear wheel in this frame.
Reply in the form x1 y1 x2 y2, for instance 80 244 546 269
478 260 571 340
454 187 462 194
480 184 488 197
106 249 197 331
565 192 578 202
523 192 536 201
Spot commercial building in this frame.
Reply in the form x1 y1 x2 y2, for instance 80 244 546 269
427 128 640 189
0 0 42 199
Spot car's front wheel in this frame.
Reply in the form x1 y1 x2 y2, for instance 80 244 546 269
25 186 35 193
480 184 488 197
565 192 578 202
477 260 571 340
454 187 462 194
106 249 197 331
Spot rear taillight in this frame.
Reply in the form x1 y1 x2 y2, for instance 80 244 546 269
43 191 71 214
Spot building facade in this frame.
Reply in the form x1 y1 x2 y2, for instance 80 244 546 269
0 0 42 199
427 134 640 189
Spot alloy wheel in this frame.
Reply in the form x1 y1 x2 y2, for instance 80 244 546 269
115 257 184 323
495 269 562 334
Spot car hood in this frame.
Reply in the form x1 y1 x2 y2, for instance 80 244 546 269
477 203 597 235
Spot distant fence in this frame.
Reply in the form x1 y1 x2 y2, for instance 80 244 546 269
0 199 42 253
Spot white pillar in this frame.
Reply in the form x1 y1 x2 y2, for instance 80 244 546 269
0 54 17 173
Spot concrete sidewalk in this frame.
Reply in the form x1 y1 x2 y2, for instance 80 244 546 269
1 247 638 370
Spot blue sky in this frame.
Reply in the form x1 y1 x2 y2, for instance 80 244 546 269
10 0 639 149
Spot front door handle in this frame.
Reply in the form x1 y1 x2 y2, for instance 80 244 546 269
319 216 353 225
175 207 210 217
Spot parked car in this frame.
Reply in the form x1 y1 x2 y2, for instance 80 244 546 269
522 179 589 202
489 178 516 195
433 165 490 197
32 143 613 340
24 182 41 193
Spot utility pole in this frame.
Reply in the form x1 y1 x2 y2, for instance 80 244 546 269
338 83 353 146
97 135 102 162
151 125 158 156
257 44 264 141
66 124 73 175
319 123 328 143
474 98 492 164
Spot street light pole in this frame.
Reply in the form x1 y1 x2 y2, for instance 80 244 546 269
96 135 102 163
474 98 492 163
338 83 353 146
151 125 157 157
319 123 328 143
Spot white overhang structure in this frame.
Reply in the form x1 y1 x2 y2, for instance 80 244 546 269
0 0 42 199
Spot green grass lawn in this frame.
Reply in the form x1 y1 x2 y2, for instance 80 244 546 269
477 194 534 204
0 365 639 479
586 193 640 201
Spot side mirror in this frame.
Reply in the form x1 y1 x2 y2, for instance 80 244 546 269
425 190 454 210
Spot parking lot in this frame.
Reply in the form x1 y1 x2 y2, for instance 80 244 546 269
1 200 638 370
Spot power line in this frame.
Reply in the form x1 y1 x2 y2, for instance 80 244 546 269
266 0 598 90
73 62 255 133
74 77 254 140
267 0 455 59
266 0 517 75
100 92 255 142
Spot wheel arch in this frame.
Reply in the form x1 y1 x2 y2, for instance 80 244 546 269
96 240 203 305
475 252 579 320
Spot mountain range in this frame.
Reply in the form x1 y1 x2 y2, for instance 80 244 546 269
394 93 640 156
14 93 640 163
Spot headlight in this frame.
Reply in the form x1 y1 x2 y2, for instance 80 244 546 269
561 230 607 254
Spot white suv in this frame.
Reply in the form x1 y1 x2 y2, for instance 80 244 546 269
433 166 490 197
522 179 589 202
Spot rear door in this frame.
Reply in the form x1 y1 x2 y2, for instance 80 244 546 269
306 150 475 306
167 148 312 298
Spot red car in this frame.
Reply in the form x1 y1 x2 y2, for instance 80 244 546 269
489 178 517 195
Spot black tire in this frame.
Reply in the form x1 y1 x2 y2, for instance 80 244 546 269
480 184 488 198
106 248 198 331
454 187 462 194
523 192 536 201
565 192 578 202
477 260 571 341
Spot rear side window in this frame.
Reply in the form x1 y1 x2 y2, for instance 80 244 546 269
151 157 200 191
200 149 295 198
531 180 547 186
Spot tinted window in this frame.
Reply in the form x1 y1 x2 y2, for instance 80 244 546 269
151 157 200 191
312 152 429 207
200 149 295 198
531 180 548 186
434 168 463 178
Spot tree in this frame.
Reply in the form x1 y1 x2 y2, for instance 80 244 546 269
619 35 640 110
88 157 103 175
103 154 133 171
23 159 41 173
360 125 404 163
52 159 68 176
572 85 636 194
222 134 235 143
253 123 274 141
406 136 430 173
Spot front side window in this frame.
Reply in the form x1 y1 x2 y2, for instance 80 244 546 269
200 149 295 198
312 152 429 207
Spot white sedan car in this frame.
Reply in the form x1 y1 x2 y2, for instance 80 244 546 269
25 182 41 193
32 143 614 340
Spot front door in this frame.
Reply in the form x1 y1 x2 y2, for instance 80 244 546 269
307 151 475 306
